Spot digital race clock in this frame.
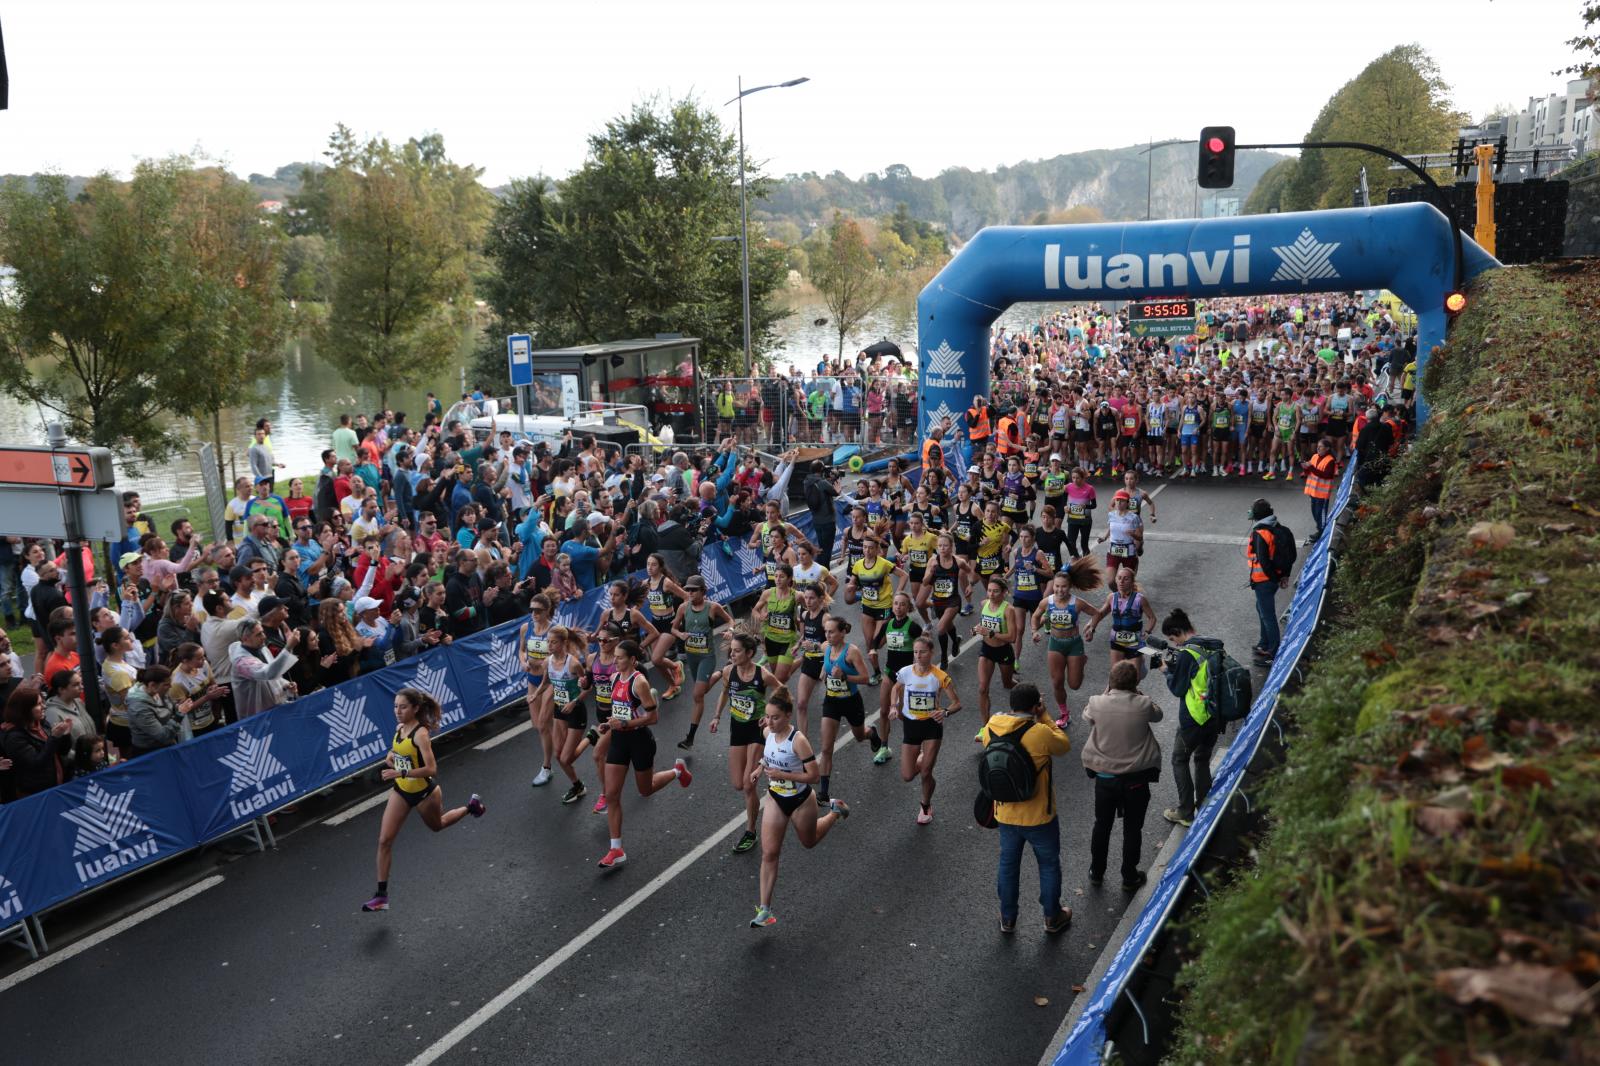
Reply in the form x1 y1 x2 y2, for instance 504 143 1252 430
1130 299 1195 320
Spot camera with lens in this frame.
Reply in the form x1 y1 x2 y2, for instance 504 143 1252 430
1139 633 1178 670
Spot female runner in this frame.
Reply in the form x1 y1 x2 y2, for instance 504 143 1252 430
1007 523 1050 661
1030 560 1103 726
672 575 733 751
1064 467 1097 560
580 623 622 814
816 617 872 808
594 639 692 870
1083 565 1158 678
712 633 785 855
889 635 960 826
789 539 836 601
642 554 688 699
918 533 971 670
362 688 485 911
748 687 849 929
752 563 801 684
949 484 983 615
972 500 1013 613
843 535 905 687
838 506 873 575
871 591 923 765
792 584 830 734
521 595 556 788
972 575 1017 718
543 626 591 805
1095 490 1145 581
898 511 938 623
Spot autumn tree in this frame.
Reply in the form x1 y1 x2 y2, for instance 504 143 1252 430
808 212 891 360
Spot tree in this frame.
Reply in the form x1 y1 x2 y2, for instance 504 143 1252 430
1558 3 1600 81
317 127 490 407
1243 158 1298 214
0 160 286 468
475 98 788 384
808 212 891 360
281 234 330 302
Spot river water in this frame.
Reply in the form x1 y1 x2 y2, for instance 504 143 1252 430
0 295 1044 502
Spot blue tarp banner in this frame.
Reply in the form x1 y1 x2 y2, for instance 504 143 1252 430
0 507 817 926
1053 461 1357 1064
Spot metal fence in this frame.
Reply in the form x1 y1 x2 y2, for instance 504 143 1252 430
700 372 920 452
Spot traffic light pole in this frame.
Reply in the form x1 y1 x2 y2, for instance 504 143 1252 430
1237 140 1466 294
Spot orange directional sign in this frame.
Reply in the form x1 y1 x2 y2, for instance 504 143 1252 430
0 445 115 490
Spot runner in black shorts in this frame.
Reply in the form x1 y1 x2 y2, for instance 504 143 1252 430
595 640 692 871
816 617 872 806
890 635 961 826
917 533 971 670
792 584 830 734
972 576 1016 718
712 633 784 855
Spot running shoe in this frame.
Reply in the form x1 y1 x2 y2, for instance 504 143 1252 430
732 830 757 854
827 798 851 819
873 745 892 766
1262 471 1276 481
1043 908 1073 935
662 684 682 701
467 794 486 818
675 758 693 788
750 905 777 929
561 781 587 805
1088 869 1105 887
915 805 933 826
583 726 601 746
868 671 883 686
592 794 608 814
999 916 1016 935
531 766 552 788
1162 807 1193 827
676 736 694 751
960 603 973 617
361 895 389 912
598 847 627 870
1055 711 1071 729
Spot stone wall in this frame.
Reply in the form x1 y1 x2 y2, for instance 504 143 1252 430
1562 154 1600 256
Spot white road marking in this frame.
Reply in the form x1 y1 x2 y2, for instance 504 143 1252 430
324 791 391 827
407 730 862 1066
474 720 532 751
1144 530 1248 547
0 874 225 993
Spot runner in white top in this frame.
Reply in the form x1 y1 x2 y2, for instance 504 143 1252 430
889 636 960 825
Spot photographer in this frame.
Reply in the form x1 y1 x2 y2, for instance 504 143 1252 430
1150 608 1225 829
803 460 841 566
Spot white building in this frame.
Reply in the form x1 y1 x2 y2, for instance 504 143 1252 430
1491 78 1592 154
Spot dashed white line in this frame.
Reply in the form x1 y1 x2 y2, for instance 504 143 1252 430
0 874 225 993
324 792 391 827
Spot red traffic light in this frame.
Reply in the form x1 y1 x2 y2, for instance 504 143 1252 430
1444 291 1467 314
1198 126 1236 189
1206 136 1226 154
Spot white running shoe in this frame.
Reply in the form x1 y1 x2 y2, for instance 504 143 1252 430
531 766 553 787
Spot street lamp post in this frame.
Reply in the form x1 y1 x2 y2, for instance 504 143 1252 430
728 75 809 375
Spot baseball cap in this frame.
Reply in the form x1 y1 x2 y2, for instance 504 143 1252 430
257 595 285 616
1113 490 1131 501
683 575 706 591
353 596 383 613
118 551 144 568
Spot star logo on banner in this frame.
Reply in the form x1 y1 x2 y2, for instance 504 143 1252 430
320 691 378 750
218 732 289 795
479 632 521 686
61 783 148 856
1270 228 1341 286
410 659 465 726
924 341 965 377
924 402 959 436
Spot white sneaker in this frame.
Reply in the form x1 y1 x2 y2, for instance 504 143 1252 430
531 766 553 787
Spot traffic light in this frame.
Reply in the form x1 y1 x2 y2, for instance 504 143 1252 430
1198 126 1235 189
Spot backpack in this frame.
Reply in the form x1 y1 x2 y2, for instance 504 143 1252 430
1189 642 1254 723
979 720 1040 803
1269 524 1297 578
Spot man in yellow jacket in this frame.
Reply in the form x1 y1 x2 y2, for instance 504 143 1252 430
979 682 1073 935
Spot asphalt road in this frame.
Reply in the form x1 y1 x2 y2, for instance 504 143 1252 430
0 475 1313 1066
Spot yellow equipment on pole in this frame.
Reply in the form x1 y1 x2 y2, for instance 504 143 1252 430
1474 144 1497 257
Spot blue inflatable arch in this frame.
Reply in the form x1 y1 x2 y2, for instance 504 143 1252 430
915 204 1499 433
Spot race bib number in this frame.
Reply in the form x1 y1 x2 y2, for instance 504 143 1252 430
908 691 936 715
825 675 850 697
887 629 908 651
909 549 929 568
1113 628 1139 646
1049 608 1075 635
527 636 549 659
978 556 1000 575
1068 503 1086 520
1183 412 1197 426
611 704 633 722
954 521 972 540
1017 572 1037 591
382 647 396 666
392 753 414 775
554 678 580 704
979 613 1003 633
730 693 757 721
933 578 955 599
770 612 792 630
1004 494 1019 511
686 631 709 653
1110 542 1133 557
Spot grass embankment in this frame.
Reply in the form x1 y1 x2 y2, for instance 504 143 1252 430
1168 262 1600 1062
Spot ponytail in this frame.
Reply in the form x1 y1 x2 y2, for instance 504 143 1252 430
398 686 442 731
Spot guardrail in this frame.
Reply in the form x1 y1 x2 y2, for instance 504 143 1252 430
0 508 818 957
1050 459 1358 1064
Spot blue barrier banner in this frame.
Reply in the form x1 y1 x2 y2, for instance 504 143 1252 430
552 583 610 635
700 538 768 606
448 621 533 716
363 641 473 734
177 714 321 842
0 753 198 923
1055 461 1358 1065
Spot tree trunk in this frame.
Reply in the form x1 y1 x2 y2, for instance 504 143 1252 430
379 386 388 410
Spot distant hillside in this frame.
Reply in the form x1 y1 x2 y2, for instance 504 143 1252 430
1 161 323 205
760 147 1288 238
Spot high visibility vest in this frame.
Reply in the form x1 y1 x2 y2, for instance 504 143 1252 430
1183 646 1212 725
1303 454 1336 500
1246 527 1276 585
996 416 1022 455
921 436 945 471
1381 415 1403 457
967 404 991 441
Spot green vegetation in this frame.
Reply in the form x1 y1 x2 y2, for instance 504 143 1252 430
474 98 789 383
1169 262 1600 1061
0 160 288 467
308 128 491 408
807 213 893 360
1246 45 1464 214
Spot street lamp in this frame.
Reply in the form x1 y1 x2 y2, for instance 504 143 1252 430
1138 137 1194 221
727 75 809 375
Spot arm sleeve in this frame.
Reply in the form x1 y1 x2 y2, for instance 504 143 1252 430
764 461 795 503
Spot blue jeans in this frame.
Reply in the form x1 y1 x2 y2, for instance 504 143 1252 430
1309 496 1328 536
997 817 1063 923
1253 580 1280 654
0 561 18 620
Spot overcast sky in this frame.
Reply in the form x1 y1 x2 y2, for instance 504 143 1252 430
0 0 1586 185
